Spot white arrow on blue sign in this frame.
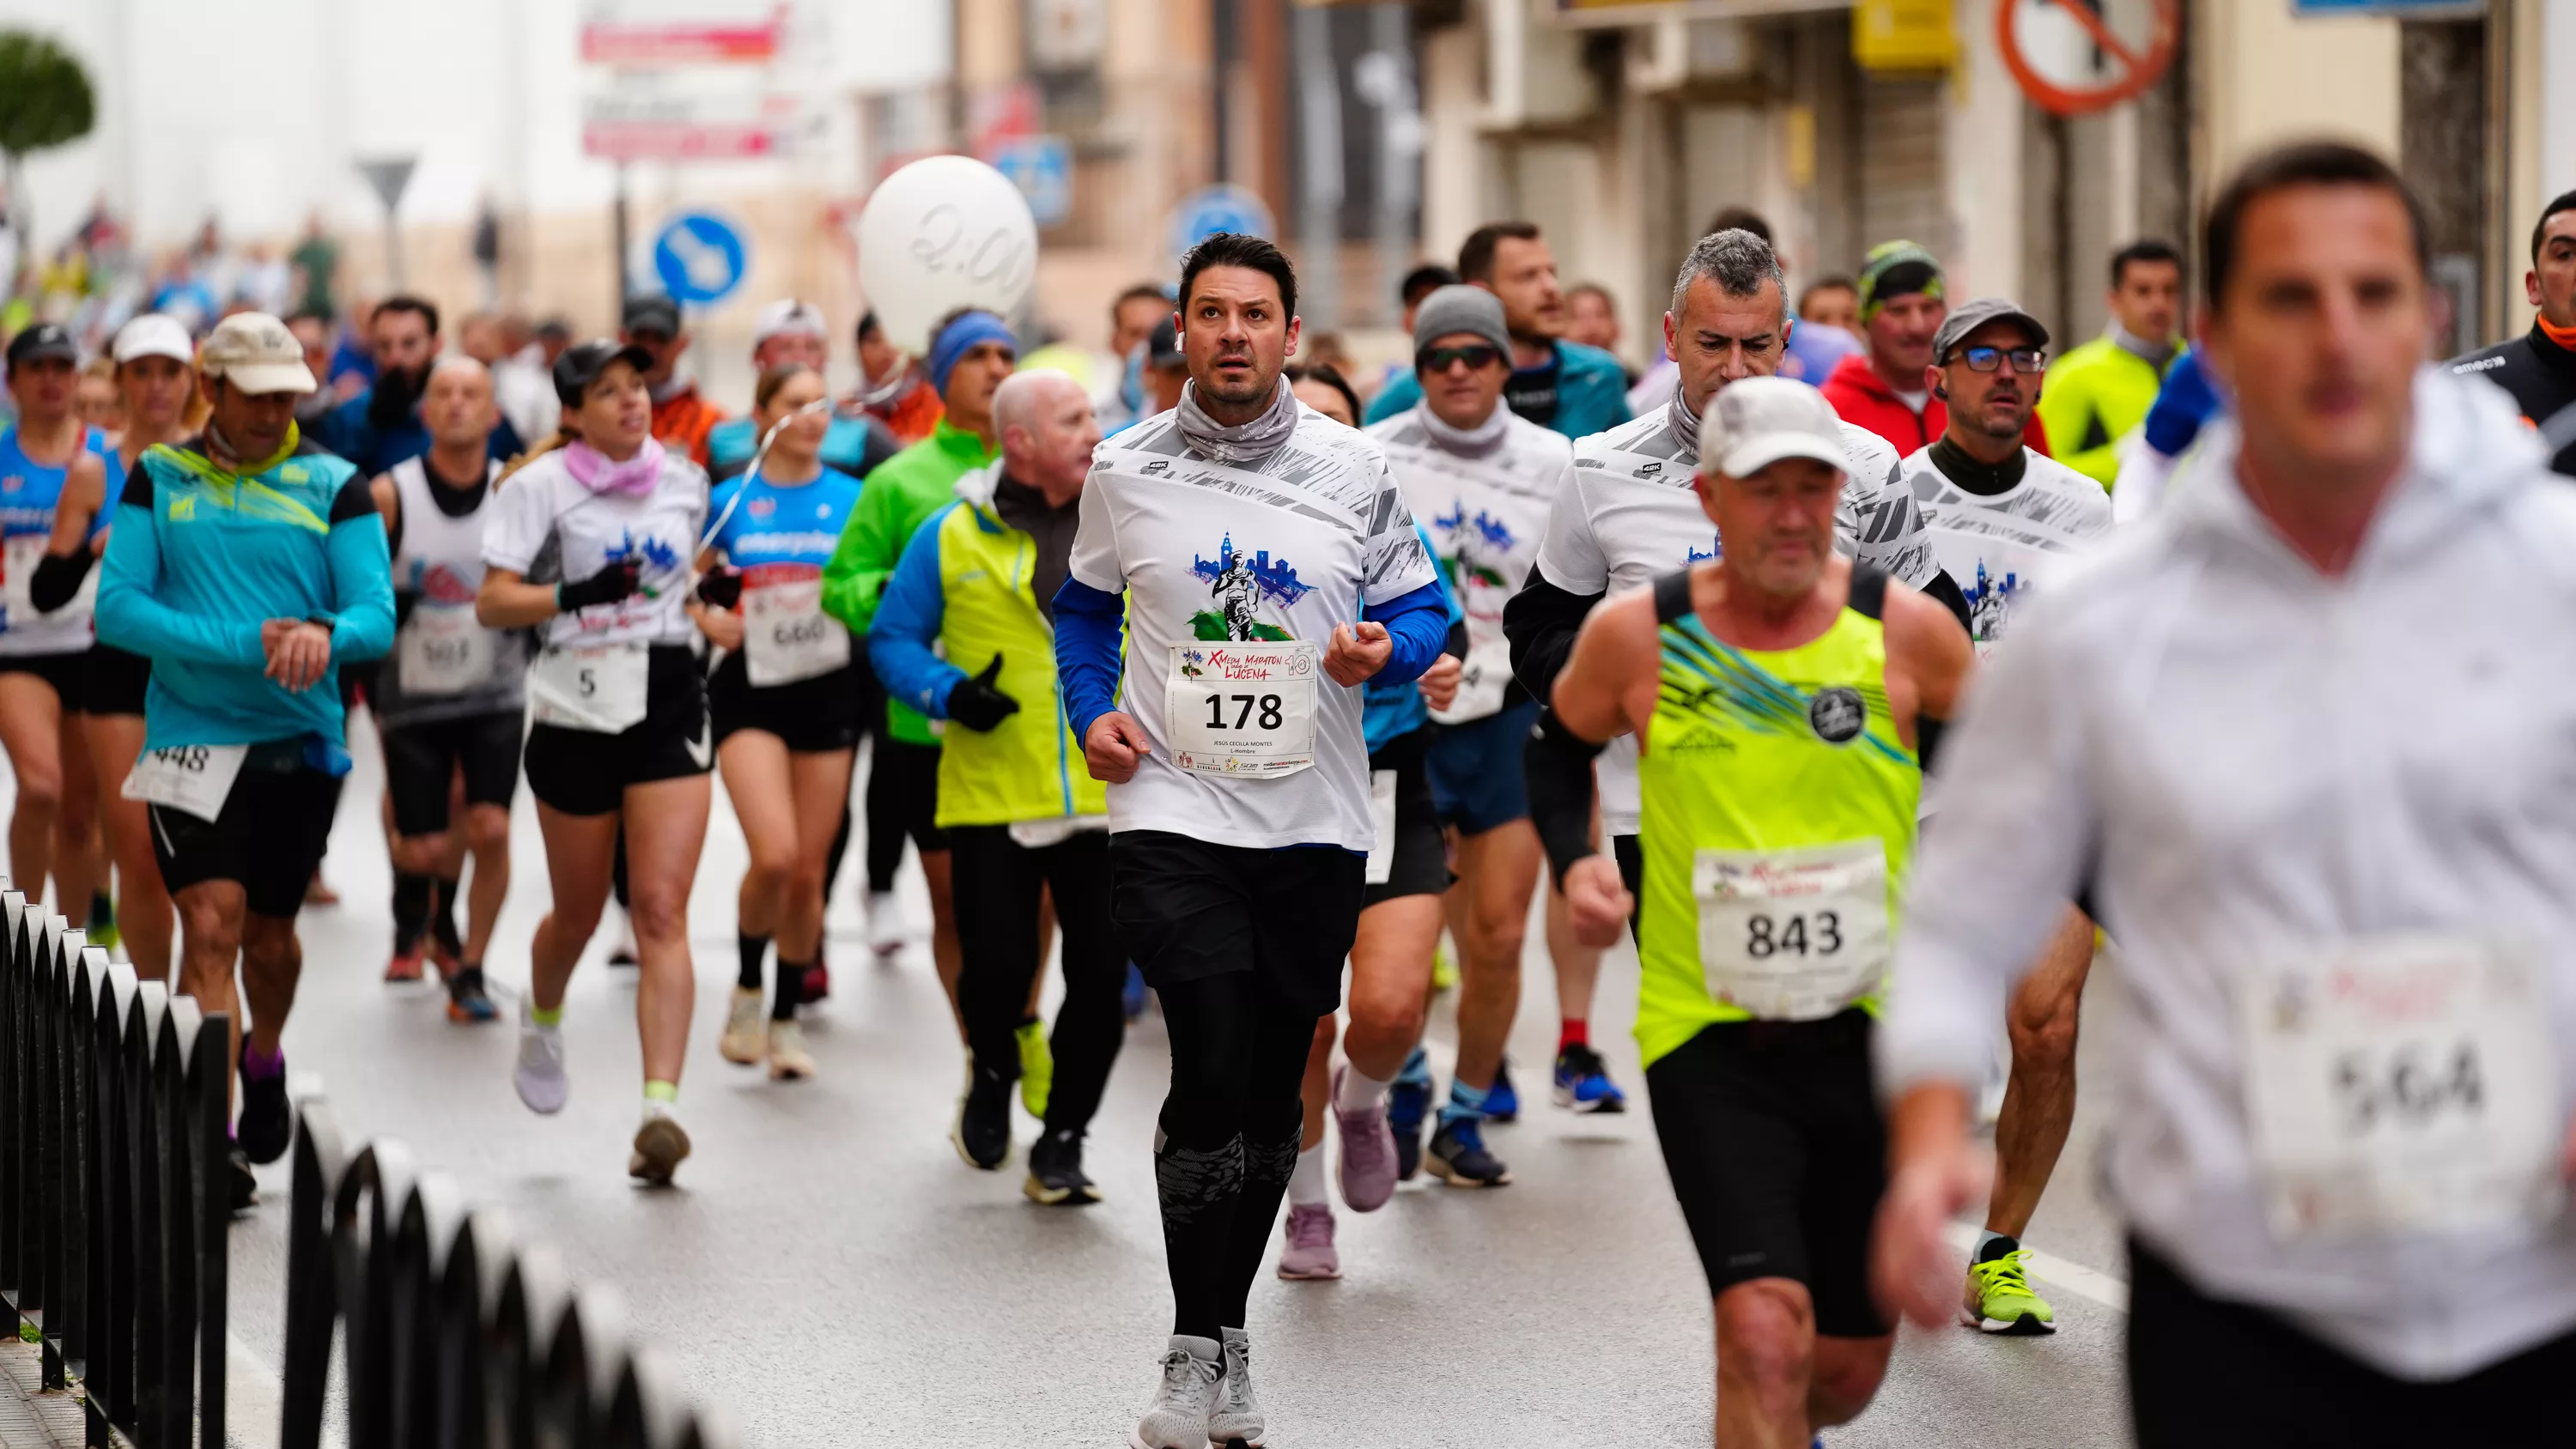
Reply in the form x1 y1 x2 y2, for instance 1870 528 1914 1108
991 136 1074 230
651 210 752 306
1167 184 1276 259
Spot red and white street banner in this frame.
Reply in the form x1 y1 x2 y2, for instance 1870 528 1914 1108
582 119 781 160
580 7 784 65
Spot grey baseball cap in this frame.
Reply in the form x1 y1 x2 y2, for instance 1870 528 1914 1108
1932 298 2050 362
1698 376 1849 481
1411 284 1512 363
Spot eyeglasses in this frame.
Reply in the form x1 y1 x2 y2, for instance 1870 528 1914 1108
1953 346 2047 373
1419 344 1503 373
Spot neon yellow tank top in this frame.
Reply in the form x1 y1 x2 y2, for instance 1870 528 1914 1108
1634 567 1922 1069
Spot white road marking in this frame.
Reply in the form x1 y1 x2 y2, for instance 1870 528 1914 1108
1945 1222 2130 1314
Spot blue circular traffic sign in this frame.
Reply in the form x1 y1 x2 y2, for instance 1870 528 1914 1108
651 210 751 306
1167 185 1275 259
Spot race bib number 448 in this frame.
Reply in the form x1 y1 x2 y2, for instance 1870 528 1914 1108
1163 641 1317 779
2240 936 2564 1241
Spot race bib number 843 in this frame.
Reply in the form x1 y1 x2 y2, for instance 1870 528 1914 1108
2240 936 2563 1241
1692 839 1891 1022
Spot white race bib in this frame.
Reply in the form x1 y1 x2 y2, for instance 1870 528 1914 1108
529 642 650 733
1163 641 1317 779
3 534 43 624
2239 935 2564 1241
742 579 849 687
121 743 248 823
1364 768 1398 885
397 603 497 697
1693 840 1891 1021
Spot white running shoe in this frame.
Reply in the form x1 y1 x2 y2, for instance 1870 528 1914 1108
718 987 766 1065
1129 1336 1222 1449
629 1104 691 1185
766 1020 816 1081
864 890 904 958
1208 1327 1265 1446
513 1003 569 1115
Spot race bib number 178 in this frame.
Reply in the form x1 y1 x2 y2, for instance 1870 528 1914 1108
1164 641 1318 779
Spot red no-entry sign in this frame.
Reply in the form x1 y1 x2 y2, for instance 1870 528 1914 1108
1997 0 2182 117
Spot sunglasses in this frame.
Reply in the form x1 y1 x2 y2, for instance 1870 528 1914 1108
1419 344 1503 373
1952 346 2047 373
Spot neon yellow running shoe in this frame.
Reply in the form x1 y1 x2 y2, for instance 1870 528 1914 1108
1431 937 1458 992
1962 1247 2056 1335
1016 1018 1053 1119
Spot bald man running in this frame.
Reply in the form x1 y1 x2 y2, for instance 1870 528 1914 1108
370 357 526 1024
870 369 1126 1200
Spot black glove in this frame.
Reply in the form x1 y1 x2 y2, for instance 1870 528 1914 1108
393 590 418 630
696 567 743 610
556 557 642 612
946 654 1022 733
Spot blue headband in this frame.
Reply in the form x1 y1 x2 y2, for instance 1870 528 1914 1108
926 311 1015 397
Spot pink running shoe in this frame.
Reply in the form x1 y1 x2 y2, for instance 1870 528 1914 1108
1331 1063 1399 1212
1275 1202 1340 1281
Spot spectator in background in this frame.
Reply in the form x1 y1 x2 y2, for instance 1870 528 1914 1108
316 294 523 475
289 215 339 319
286 312 338 427
1097 282 1171 430
1298 331 1356 382
76 357 122 433
456 312 509 367
234 242 293 316
149 257 218 337
1364 221 1631 439
328 298 377 397
2035 239 2187 489
707 299 897 479
1821 239 2053 458
1138 318 1187 421
847 308 942 446
471 196 502 308
493 315 569 447
1799 276 1861 333
1565 282 1630 382
623 293 727 469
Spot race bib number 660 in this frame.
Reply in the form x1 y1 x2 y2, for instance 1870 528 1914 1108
2240 936 2563 1241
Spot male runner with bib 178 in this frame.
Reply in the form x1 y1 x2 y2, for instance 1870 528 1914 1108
1545 375 1971 1448
1054 233 1447 1449
95 312 397 1211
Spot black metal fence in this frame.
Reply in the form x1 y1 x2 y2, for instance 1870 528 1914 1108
0 888 230 1449
0 880 741 1447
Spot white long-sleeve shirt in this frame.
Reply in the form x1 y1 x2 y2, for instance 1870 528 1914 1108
1880 367 2576 1379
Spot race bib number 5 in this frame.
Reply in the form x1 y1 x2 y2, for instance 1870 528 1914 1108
1164 641 1317 779
529 642 651 733
1692 840 1891 1021
2240 936 2563 1241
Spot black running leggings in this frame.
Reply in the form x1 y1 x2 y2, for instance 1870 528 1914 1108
948 826 1126 1137
1153 973 1321 1342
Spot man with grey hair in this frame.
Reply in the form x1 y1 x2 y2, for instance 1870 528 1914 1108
868 367 1126 1205
1504 227 1969 944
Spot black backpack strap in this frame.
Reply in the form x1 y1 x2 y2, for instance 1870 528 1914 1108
1846 562 1889 621
1651 568 1696 624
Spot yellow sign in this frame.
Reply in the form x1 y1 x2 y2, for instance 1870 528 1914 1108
1853 0 1957 71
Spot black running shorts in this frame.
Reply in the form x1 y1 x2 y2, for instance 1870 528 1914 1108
83 644 149 718
1643 1009 1891 1339
1364 728 1449 908
381 708 524 836
707 651 864 754
0 649 87 712
1109 828 1365 1020
149 744 344 919
523 646 711 817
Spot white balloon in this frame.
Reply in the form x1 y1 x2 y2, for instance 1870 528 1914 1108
857 155 1040 355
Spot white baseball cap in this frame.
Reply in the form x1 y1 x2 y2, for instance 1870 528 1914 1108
752 298 829 347
112 313 195 367
197 312 318 396
1698 376 1849 481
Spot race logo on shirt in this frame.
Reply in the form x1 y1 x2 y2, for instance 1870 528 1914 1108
1808 686 1868 744
416 561 477 604
1684 535 1722 565
1964 557 2027 646
748 496 776 519
1189 532 1309 641
1431 503 1518 590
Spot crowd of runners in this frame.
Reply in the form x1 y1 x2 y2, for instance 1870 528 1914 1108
3 138 2575 1446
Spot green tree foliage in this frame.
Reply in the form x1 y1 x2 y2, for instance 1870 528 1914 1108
0 30 94 161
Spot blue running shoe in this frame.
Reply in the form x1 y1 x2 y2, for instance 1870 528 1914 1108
1388 1058 1432 1182
1482 1058 1520 1123
1552 1042 1627 1113
1121 961 1148 1022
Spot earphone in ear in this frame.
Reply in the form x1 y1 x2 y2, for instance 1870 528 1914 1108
1933 383 1947 400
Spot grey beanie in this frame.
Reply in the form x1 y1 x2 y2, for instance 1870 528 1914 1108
1412 284 1513 363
